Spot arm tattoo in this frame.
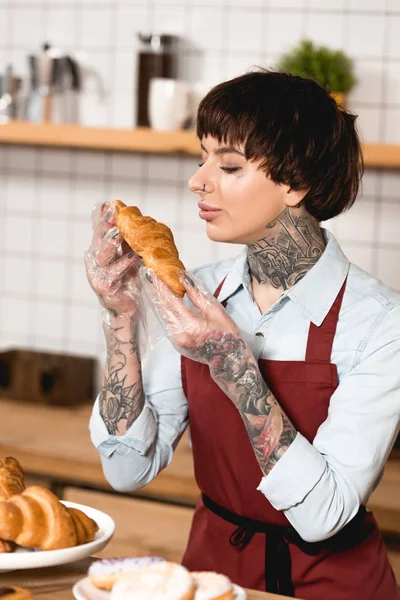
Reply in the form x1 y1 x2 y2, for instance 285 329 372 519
248 207 325 290
100 319 144 435
191 333 296 475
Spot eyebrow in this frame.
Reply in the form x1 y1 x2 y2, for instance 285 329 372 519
200 143 245 157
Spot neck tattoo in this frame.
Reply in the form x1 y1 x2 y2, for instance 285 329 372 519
247 207 326 291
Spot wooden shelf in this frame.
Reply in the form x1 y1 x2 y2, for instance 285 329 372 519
362 144 400 169
0 121 400 168
0 120 201 156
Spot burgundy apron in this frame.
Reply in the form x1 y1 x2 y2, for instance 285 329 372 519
180 277 399 600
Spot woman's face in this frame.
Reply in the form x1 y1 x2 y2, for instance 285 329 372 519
188 135 303 245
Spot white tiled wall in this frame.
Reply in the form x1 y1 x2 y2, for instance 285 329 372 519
0 0 400 384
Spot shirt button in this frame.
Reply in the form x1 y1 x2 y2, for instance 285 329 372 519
255 332 264 337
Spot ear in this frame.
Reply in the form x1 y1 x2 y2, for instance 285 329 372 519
284 186 309 208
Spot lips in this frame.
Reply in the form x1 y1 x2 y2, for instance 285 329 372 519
198 201 222 222
197 201 220 211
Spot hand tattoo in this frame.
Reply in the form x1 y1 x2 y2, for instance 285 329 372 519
100 319 144 435
248 207 326 290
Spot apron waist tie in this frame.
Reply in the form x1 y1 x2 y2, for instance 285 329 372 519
202 493 370 598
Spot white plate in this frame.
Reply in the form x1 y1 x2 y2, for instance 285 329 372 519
73 577 247 600
0 501 115 573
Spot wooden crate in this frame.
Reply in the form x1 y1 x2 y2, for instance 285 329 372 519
0 349 95 406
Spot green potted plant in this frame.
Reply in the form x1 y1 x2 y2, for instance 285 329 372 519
277 39 356 105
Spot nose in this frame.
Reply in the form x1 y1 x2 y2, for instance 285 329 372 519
188 165 213 195
188 171 204 194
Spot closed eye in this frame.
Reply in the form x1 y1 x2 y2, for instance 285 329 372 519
197 163 241 174
221 167 240 174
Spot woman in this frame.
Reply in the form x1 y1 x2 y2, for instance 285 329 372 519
86 70 400 599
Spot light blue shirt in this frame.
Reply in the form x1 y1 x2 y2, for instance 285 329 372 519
90 230 400 543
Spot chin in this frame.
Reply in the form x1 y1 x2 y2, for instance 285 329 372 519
206 225 237 244
205 223 250 245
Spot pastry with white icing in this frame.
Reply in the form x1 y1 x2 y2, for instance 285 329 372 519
88 555 165 590
192 572 234 600
110 561 195 600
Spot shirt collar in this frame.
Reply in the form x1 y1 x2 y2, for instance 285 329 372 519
216 247 249 304
216 229 350 326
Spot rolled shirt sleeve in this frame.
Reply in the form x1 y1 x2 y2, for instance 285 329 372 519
90 396 158 457
258 304 400 543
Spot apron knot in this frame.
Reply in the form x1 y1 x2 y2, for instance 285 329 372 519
201 493 372 598
229 527 255 549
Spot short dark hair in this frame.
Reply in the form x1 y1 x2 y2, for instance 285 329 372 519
196 69 363 222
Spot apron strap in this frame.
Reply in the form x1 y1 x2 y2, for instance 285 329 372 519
213 276 227 305
265 531 294 597
306 278 347 363
203 493 296 596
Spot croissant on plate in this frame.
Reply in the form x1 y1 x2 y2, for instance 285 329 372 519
0 485 98 550
0 457 25 553
114 200 186 297
0 538 15 553
67 506 99 546
0 457 25 502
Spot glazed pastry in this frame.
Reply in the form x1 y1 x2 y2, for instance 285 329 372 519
0 486 98 550
191 572 234 600
110 561 195 600
88 555 166 590
0 457 25 553
0 586 32 600
114 200 186 297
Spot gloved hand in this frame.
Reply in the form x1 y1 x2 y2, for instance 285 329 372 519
140 267 261 406
85 201 141 320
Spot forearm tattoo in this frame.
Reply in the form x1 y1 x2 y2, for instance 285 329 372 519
248 207 325 290
192 333 296 475
100 318 144 435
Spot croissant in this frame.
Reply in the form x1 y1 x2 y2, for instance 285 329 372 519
0 538 15 553
114 200 186 297
0 586 32 600
0 457 25 502
67 506 99 546
0 486 98 550
0 457 25 553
